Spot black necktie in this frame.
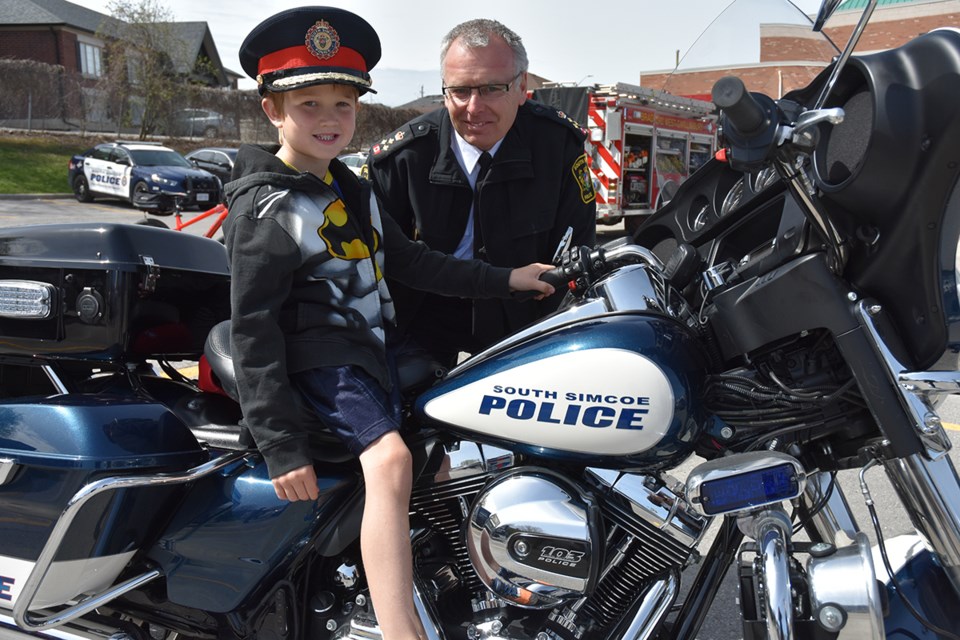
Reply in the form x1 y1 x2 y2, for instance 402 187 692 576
474 152 492 258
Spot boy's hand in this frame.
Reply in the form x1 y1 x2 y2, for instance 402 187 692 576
508 263 556 300
272 464 319 501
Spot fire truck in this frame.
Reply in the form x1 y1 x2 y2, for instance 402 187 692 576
534 83 717 235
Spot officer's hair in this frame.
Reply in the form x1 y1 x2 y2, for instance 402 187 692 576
440 19 528 77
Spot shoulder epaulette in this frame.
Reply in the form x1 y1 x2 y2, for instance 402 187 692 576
369 119 433 161
527 101 588 139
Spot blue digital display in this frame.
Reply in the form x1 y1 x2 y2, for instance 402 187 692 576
699 463 800 515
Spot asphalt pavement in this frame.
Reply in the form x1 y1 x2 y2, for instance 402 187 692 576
0 193 226 240
1 195 958 638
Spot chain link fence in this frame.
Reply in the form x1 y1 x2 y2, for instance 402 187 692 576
0 57 422 153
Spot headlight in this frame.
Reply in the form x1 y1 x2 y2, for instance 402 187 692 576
150 173 178 187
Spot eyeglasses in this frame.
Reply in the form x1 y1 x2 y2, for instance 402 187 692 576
442 72 522 103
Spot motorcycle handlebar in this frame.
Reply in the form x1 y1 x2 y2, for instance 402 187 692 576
538 267 572 290
537 243 665 293
712 76 767 137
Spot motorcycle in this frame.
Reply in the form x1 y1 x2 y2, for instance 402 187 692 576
1 0 960 638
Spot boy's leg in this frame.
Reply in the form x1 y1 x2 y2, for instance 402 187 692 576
292 366 425 638
358 431 427 640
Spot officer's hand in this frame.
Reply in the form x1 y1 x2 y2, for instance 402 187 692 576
509 263 556 300
272 464 320 502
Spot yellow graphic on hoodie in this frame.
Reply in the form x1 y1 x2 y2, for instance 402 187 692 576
317 197 383 280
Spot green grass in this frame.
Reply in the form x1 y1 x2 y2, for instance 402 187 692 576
0 136 91 195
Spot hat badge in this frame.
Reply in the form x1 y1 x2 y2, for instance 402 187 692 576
305 20 340 60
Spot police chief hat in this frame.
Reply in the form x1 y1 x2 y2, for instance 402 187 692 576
240 6 380 95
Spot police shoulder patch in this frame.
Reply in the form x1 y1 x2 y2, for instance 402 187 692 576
571 153 596 204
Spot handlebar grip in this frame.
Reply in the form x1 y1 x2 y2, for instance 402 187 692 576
712 76 766 137
539 267 571 290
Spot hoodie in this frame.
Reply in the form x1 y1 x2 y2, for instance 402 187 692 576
223 144 512 477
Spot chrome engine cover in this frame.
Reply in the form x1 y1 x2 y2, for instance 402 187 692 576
465 467 601 609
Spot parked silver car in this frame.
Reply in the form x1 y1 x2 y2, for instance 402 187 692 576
170 109 237 138
337 152 368 176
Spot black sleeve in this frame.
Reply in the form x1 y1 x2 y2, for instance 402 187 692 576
554 134 597 253
226 202 313 479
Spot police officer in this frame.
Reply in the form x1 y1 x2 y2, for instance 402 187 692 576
367 18 596 366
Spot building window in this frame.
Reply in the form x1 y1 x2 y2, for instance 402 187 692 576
79 42 103 77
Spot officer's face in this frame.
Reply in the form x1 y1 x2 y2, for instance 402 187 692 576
442 35 526 151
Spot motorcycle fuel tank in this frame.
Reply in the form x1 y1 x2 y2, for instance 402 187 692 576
417 313 707 468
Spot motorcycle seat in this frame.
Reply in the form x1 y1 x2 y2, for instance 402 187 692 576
202 321 445 462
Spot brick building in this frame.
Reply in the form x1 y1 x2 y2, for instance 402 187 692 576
641 0 960 100
0 0 235 88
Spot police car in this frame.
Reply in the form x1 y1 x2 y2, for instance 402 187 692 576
68 141 221 212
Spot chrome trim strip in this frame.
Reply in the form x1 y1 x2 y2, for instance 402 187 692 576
413 582 443 640
13 451 250 631
898 370 960 396
854 299 960 596
587 468 707 548
612 571 678 640
41 366 68 395
0 459 18 487
854 301 952 452
884 452 960 596
800 471 859 546
0 612 114 640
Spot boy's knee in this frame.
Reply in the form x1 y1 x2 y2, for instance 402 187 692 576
362 431 412 473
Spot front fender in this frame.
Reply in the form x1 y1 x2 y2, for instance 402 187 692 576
878 535 960 636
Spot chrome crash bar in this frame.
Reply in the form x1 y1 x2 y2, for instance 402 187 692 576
13 451 250 631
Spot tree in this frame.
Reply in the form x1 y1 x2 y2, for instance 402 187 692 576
96 0 185 139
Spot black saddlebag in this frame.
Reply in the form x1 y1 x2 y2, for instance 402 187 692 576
0 223 230 361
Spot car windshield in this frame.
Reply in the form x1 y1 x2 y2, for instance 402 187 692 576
130 149 192 168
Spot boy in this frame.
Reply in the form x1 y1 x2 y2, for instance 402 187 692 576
227 7 554 640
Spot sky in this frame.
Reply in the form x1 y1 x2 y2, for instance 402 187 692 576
70 0 827 107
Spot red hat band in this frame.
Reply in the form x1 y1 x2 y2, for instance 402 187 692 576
257 44 367 78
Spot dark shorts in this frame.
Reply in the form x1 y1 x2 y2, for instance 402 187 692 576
292 364 402 457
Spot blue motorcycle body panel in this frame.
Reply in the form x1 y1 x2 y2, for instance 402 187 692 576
882 542 960 638
149 457 360 613
0 395 206 561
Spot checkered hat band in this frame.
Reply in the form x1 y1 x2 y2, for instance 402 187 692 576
258 44 367 76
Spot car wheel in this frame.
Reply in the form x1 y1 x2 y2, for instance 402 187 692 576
132 181 175 216
136 218 170 229
204 126 218 139
73 175 93 202
132 180 150 204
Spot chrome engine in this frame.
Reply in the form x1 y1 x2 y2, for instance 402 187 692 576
409 441 708 640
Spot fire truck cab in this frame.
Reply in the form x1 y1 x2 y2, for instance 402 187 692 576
532 83 716 235
586 83 717 234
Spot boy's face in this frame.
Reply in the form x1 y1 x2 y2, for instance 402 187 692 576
262 83 358 173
